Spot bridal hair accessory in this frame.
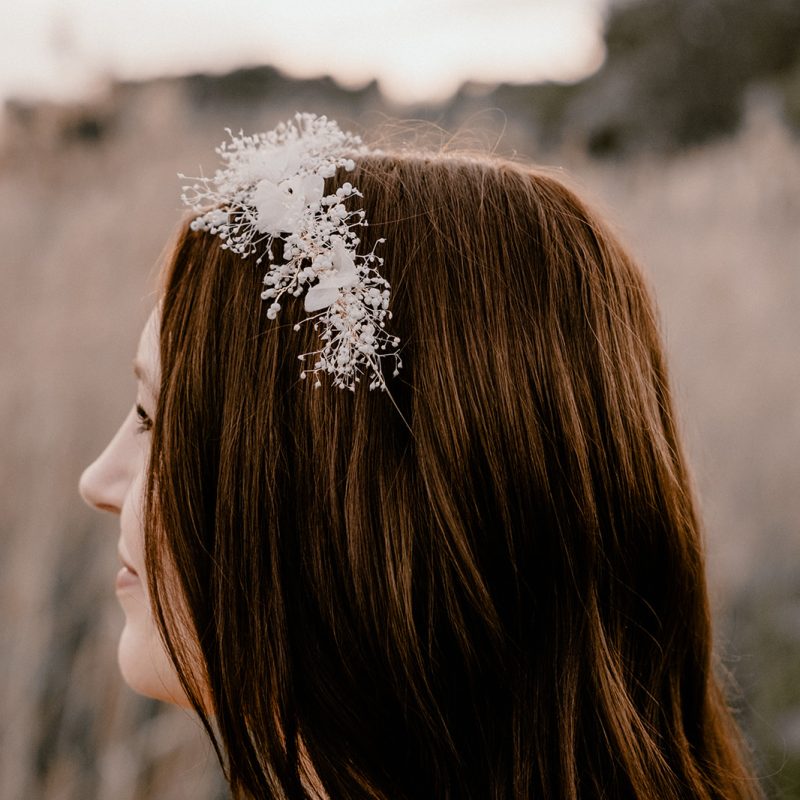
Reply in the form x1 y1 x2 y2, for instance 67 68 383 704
179 113 401 391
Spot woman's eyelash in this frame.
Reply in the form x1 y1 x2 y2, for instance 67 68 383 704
135 403 153 433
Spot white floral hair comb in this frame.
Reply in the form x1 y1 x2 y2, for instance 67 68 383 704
179 113 401 391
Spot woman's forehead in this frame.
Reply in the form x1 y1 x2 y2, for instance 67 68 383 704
134 308 160 391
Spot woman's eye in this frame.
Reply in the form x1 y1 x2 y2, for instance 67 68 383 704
135 403 153 433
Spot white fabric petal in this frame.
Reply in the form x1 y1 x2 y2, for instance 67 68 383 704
302 174 325 207
253 177 306 235
304 285 341 312
304 241 359 311
329 236 357 287
252 179 286 234
331 250 357 288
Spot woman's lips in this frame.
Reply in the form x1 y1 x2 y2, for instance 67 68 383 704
116 565 141 591
116 549 141 591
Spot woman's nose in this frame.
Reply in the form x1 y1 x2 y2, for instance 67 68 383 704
78 417 133 514
79 459 123 514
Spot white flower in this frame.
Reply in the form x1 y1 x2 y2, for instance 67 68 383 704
252 141 301 182
253 174 325 235
305 236 358 312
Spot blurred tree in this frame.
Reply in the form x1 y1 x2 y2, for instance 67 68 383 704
574 0 800 155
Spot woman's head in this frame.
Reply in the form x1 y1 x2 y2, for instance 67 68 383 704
84 147 760 799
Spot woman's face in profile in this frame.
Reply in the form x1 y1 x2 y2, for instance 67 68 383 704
79 309 188 707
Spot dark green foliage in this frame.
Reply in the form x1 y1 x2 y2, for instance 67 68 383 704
485 0 800 156
571 0 800 155
184 66 382 111
185 66 287 107
779 59 800 133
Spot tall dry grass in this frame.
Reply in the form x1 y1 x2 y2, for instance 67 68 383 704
1 85 797 798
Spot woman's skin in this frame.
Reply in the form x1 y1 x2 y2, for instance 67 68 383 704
78 309 189 707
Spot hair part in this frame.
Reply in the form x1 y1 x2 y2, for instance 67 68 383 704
146 152 762 799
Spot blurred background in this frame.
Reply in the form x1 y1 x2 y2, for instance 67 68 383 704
1 0 798 797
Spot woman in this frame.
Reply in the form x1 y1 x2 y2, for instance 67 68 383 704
80 114 763 799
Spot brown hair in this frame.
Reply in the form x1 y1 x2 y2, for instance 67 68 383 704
146 152 762 799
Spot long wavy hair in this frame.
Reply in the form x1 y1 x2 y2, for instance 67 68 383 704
145 152 762 799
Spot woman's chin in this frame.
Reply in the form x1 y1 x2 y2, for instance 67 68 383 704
117 619 189 706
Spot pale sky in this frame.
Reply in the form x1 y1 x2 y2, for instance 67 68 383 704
1 0 608 106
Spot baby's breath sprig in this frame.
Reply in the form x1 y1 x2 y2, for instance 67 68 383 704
179 113 401 391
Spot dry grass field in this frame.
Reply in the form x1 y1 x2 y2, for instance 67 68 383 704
1 83 798 798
